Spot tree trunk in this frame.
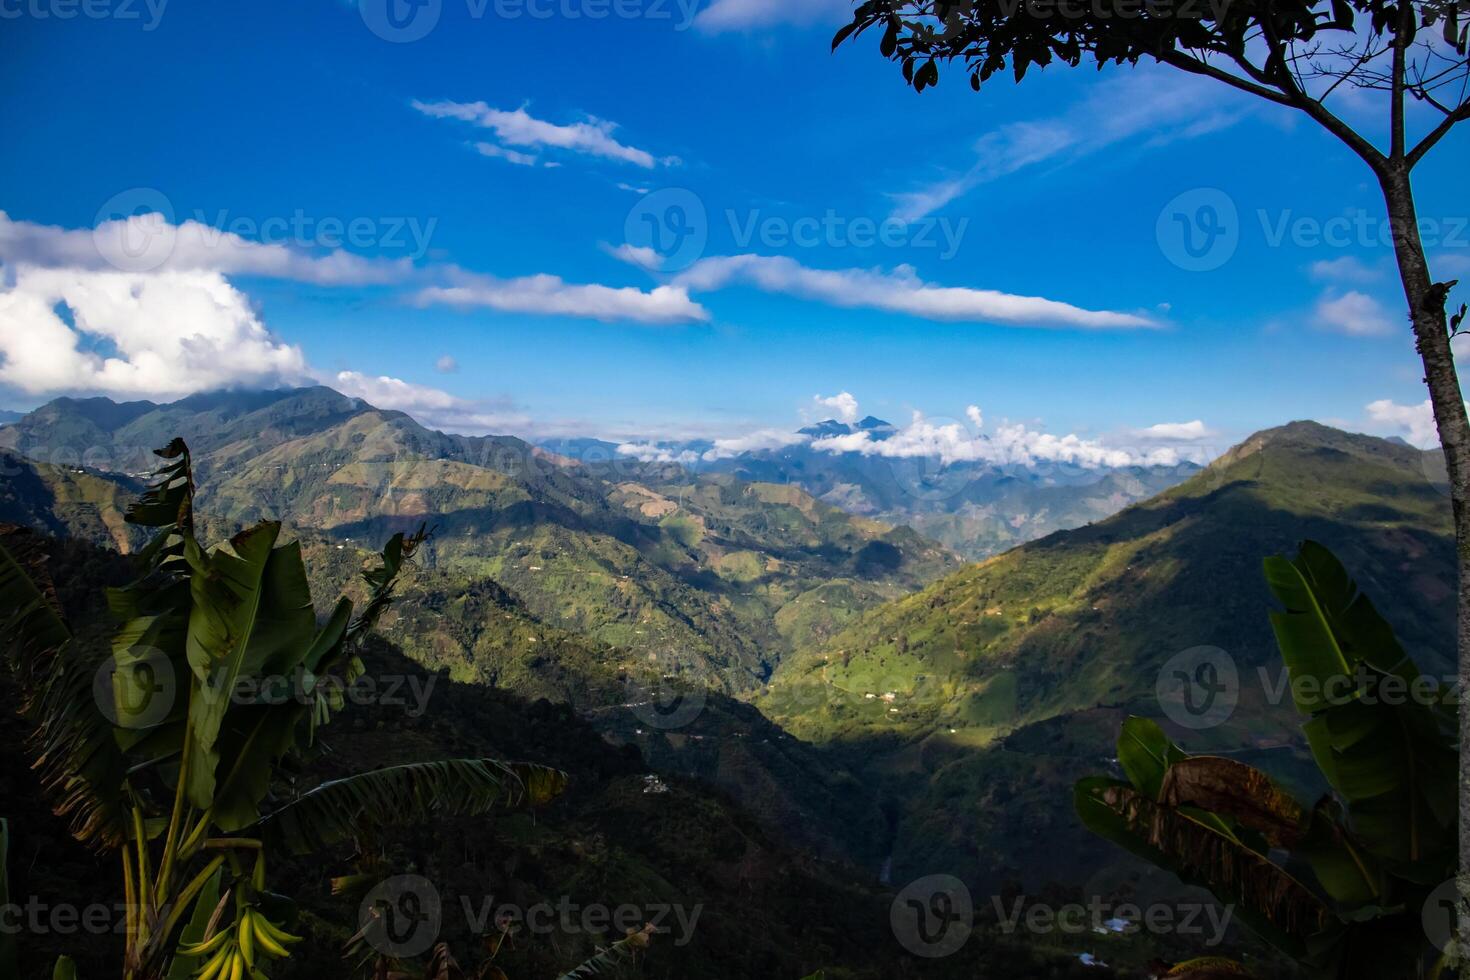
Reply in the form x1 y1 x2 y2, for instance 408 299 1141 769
1378 165 1470 935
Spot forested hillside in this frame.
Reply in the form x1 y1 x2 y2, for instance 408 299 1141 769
760 422 1454 894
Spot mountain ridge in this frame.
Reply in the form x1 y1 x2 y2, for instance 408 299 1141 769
758 420 1453 893
0 387 961 691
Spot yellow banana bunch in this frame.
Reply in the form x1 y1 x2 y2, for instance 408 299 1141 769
191 937 239 980
179 908 302 979
243 907 303 958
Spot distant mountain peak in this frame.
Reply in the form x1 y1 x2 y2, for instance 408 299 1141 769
796 415 896 441
797 419 855 439
1210 419 1423 473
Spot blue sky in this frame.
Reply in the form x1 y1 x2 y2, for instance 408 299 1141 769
1 0 1466 456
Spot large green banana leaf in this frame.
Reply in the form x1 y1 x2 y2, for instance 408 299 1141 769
255 759 569 855
556 924 654 979
1264 542 1457 870
182 522 318 809
0 529 127 847
1075 775 1330 958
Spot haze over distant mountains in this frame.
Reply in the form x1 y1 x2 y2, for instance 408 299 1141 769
574 411 1206 559
1 386 1209 561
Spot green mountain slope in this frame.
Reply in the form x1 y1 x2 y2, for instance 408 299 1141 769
759 421 1454 893
763 421 1452 739
0 389 960 876
0 452 143 552
4 388 958 691
1 532 1121 980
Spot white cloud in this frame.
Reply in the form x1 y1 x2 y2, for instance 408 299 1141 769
668 254 1156 330
605 243 662 271
474 141 540 167
1309 256 1383 283
1128 420 1215 441
702 428 810 460
811 411 1151 467
415 269 708 325
0 210 411 285
0 266 310 398
1366 398 1438 446
891 69 1251 221
813 391 859 423
693 0 849 31
608 401 1220 471
805 407 1211 468
330 370 527 435
615 442 702 465
414 100 672 169
1313 290 1397 337
9 210 709 328
0 209 723 429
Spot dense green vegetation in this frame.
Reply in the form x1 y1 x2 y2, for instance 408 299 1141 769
2 388 958 691
760 422 1454 899
0 442 573 979
0 457 1118 980
1 393 1457 977
1079 545 1457 978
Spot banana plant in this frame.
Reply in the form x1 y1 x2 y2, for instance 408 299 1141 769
554 925 655 980
1076 541 1458 979
0 440 569 980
